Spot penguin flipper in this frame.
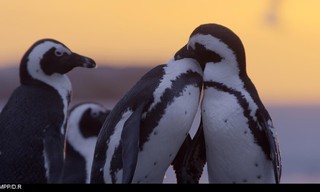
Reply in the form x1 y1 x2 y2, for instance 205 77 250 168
121 103 145 183
256 110 282 184
172 121 207 183
265 122 282 184
91 112 114 183
187 122 207 183
171 134 192 183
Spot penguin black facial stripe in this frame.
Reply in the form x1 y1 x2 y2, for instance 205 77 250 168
193 43 223 64
41 47 71 75
79 109 104 138
204 81 271 159
27 41 71 79
140 70 202 150
188 34 234 61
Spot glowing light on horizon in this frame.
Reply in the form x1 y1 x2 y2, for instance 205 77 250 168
0 0 319 105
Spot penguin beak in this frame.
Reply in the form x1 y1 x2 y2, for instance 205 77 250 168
68 52 96 69
186 44 197 58
175 44 197 61
186 44 206 71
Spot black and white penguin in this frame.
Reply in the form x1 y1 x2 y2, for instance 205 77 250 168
91 45 204 183
0 39 96 183
187 23 282 183
61 102 110 183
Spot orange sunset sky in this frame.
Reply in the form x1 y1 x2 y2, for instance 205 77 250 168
0 0 319 105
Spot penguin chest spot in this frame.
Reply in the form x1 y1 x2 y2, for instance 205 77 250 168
202 88 248 136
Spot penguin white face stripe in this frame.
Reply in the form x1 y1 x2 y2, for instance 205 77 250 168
148 58 202 112
27 41 72 83
104 109 133 183
27 41 72 135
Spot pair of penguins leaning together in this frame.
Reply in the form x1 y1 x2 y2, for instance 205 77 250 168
0 23 282 184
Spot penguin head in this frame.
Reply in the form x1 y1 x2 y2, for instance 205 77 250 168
20 38 96 84
78 104 109 138
68 102 109 140
187 23 247 77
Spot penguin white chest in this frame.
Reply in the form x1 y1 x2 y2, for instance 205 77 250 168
202 88 274 183
132 85 201 183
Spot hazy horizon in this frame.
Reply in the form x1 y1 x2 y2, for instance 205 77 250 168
1 0 320 105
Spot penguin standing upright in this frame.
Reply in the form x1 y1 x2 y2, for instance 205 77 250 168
187 23 282 183
91 44 205 183
61 102 110 183
0 39 96 183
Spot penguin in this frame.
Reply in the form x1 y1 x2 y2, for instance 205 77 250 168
90 44 205 183
186 23 282 183
61 102 110 183
0 39 96 183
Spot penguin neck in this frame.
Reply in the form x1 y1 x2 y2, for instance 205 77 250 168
203 61 261 122
203 59 245 89
20 59 72 98
167 57 202 74
20 59 72 136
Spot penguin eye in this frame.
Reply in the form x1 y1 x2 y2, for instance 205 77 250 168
91 112 99 118
55 50 63 57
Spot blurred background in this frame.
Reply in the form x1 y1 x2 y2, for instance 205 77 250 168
0 0 319 183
